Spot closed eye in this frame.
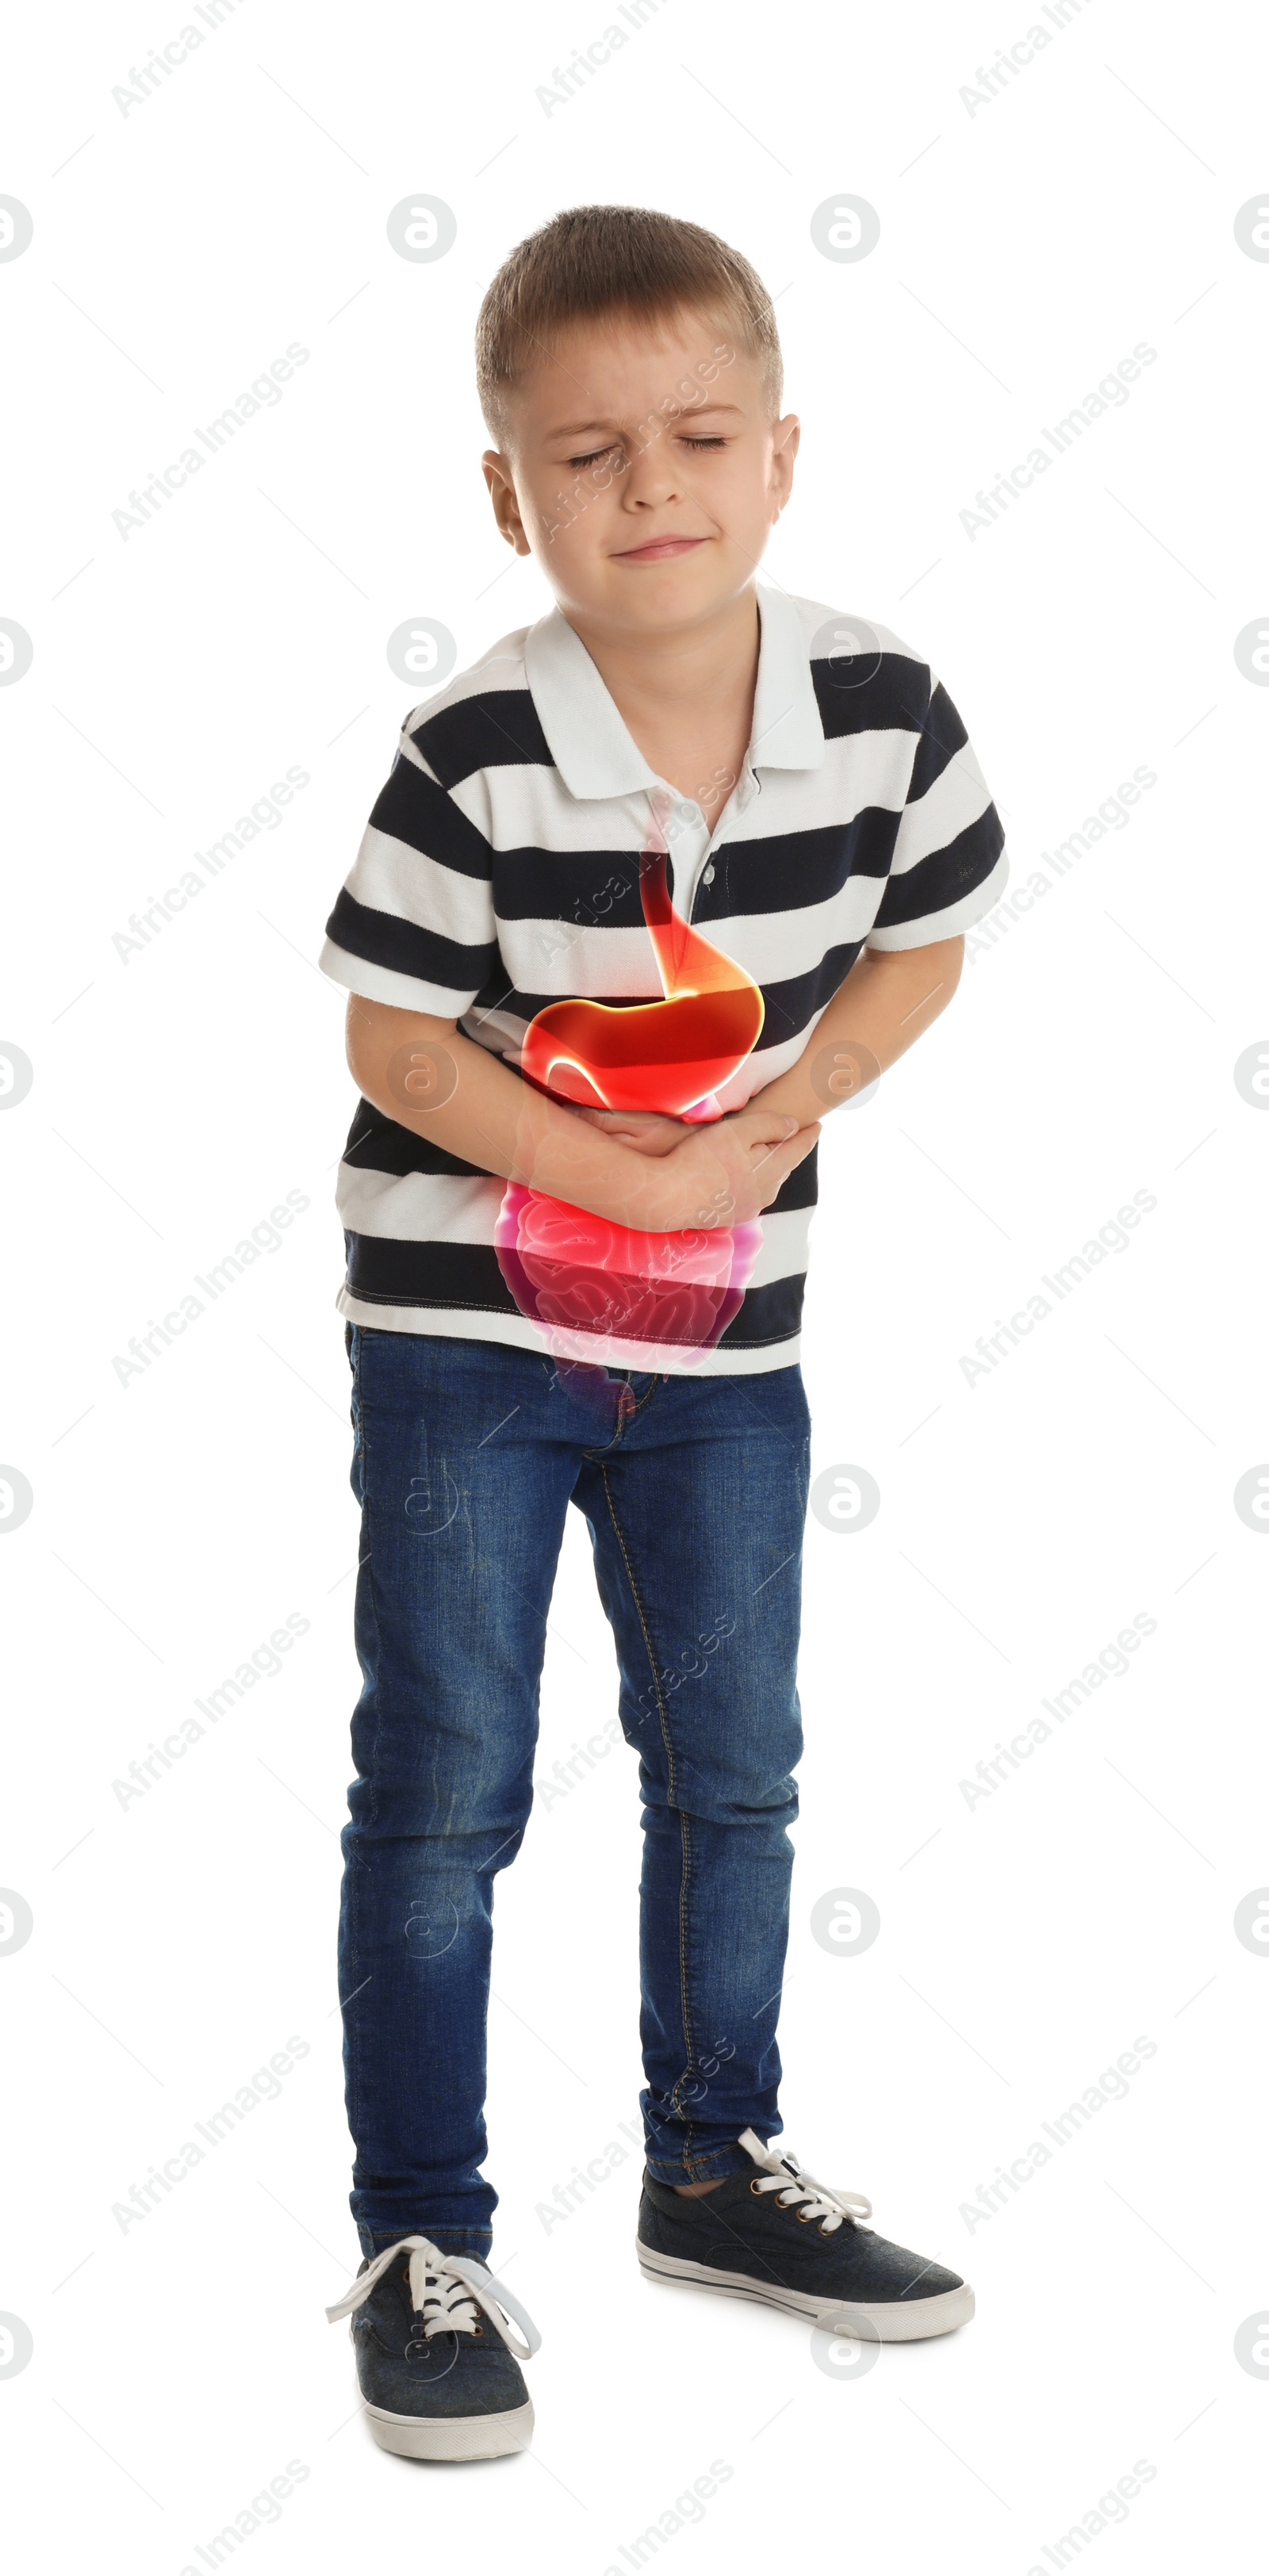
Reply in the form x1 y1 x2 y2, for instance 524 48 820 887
564 434 728 467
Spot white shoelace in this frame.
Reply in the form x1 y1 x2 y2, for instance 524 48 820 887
325 2234 541 2363
738 2126 872 2231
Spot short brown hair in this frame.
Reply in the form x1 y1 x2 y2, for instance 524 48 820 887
475 204 782 441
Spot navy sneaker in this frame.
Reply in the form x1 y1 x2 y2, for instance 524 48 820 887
326 2236 539 2460
637 2127 973 2341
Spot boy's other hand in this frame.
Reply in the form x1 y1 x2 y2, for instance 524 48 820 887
632 1109 820 1232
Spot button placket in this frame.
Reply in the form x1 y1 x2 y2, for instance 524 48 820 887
689 765 757 921
657 784 708 921
650 764 758 921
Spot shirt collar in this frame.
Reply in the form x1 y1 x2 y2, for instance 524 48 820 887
522 580 825 802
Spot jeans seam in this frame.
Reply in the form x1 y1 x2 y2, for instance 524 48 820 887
672 1812 695 2149
600 1464 697 2168
347 1326 384 2169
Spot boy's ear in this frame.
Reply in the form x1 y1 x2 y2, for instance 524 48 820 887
482 450 532 555
770 411 800 519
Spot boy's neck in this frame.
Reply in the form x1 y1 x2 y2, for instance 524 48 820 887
561 584 761 807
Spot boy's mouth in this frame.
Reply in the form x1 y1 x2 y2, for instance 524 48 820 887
611 535 707 562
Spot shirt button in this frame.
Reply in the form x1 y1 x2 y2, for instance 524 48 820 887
703 863 715 884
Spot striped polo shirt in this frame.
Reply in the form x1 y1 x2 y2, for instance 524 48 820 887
318 582 1008 1373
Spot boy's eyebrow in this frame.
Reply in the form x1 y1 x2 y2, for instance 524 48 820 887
545 402 746 438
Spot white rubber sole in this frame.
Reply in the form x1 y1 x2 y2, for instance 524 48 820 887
636 2240 974 2341
362 2396 535 2461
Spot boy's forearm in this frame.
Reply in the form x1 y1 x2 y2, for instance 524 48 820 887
745 936 964 1125
346 997 817 1232
347 1001 664 1223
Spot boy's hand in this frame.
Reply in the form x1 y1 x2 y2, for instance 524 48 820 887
575 1108 692 1158
630 1109 820 1232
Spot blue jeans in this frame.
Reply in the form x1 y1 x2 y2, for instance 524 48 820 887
340 1326 811 2257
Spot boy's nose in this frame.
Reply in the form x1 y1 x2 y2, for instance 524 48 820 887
618 441 683 509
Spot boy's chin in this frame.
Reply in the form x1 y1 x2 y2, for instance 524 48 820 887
569 563 752 627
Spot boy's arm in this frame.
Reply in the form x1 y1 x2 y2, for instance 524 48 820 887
742 936 964 1125
344 996 819 1231
580 936 963 1154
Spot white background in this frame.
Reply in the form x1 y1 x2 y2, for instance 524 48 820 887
2 0 1267 2566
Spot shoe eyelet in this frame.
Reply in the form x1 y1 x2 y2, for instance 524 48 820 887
749 2178 764 2195
472 2324 483 2337
796 2207 814 2222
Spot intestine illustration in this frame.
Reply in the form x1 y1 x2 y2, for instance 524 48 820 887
494 802 765 1366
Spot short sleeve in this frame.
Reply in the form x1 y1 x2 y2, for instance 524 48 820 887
318 728 499 1015
867 676 1008 950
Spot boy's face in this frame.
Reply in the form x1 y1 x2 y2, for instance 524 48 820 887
482 308 799 642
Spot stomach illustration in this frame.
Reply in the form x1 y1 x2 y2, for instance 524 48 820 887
495 810 765 1364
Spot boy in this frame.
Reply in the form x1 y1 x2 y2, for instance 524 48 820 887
320 206 1008 2460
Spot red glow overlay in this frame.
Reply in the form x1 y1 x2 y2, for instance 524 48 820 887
496 810 765 1363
